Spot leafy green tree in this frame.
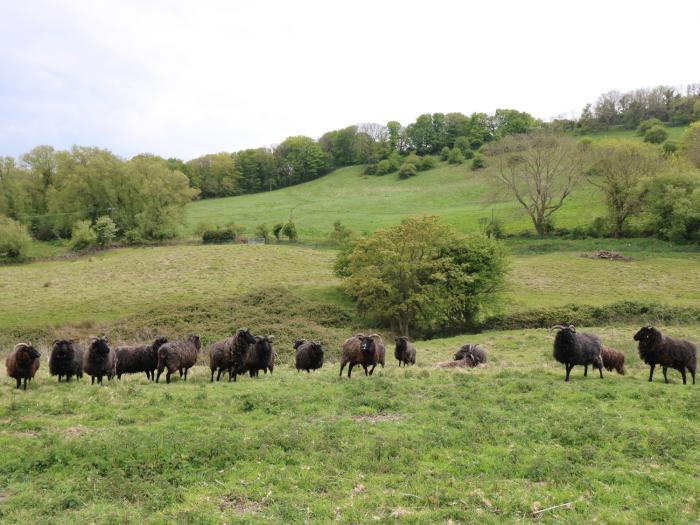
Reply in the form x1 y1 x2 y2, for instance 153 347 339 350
255 223 270 243
186 153 240 198
486 132 584 235
684 122 700 169
644 125 668 144
466 112 494 148
405 114 435 155
587 140 663 236
641 166 700 241
491 109 536 137
398 163 418 179
444 113 471 147
236 148 277 193
328 220 354 246
440 146 450 161
420 156 436 170
447 148 465 164
272 223 284 241
69 220 97 251
637 118 664 136
281 219 298 242
275 136 329 186
93 216 117 249
0 217 31 260
453 136 472 156
338 216 507 335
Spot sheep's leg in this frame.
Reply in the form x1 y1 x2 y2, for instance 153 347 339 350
369 364 377 376
23 378 28 390
184 368 188 381
362 365 368 376
680 368 687 385
690 368 696 385
91 376 95 385
663 367 668 383
166 370 171 384
565 364 572 382
648 364 655 382
156 369 162 383
339 362 346 377
584 365 588 377
15 377 21 389
598 366 603 379
348 363 354 378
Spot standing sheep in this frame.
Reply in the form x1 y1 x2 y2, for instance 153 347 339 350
209 329 257 382
156 335 202 384
49 339 84 382
394 336 416 366
600 346 625 375
239 335 275 378
339 333 385 378
83 336 117 385
294 340 324 372
551 324 604 382
6 343 41 390
634 326 697 384
115 336 168 380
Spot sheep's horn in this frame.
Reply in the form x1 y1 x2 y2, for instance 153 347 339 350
549 325 568 332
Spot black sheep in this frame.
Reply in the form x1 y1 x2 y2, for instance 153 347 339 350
156 335 202 384
6 343 41 390
240 336 274 378
84 336 117 385
634 325 697 384
394 336 416 366
551 324 604 382
454 344 487 367
115 336 168 380
294 339 324 372
49 339 84 382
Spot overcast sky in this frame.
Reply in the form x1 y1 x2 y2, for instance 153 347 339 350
1 0 698 160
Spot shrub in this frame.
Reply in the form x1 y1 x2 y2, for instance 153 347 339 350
471 155 486 170
328 220 354 246
255 223 270 243
201 228 236 244
0 218 32 260
70 220 97 252
454 136 471 156
479 216 504 239
364 164 378 176
644 125 668 144
637 118 664 136
123 229 145 245
440 146 450 161
662 140 679 157
587 217 611 238
281 219 298 242
447 148 465 164
684 121 700 169
93 216 117 249
398 163 418 179
272 223 284 241
376 159 396 175
420 155 437 170
404 153 422 169
641 167 700 242
194 222 214 236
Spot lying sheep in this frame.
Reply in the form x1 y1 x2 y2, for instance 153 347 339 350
115 336 168 380
84 336 117 385
394 336 416 366
156 335 202 384
6 343 41 389
294 340 324 372
339 333 385 378
454 343 487 367
634 325 697 384
49 339 84 382
551 324 604 381
600 346 625 375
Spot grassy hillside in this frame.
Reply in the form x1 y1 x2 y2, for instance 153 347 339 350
185 163 607 242
582 125 687 142
2 324 700 523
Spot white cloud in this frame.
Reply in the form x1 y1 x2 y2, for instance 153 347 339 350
1 0 698 158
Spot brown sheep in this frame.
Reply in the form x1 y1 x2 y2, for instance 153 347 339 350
6 343 41 389
156 335 202 384
210 329 257 382
115 336 168 380
600 346 625 375
394 336 416 366
339 333 385 378
83 336 117 385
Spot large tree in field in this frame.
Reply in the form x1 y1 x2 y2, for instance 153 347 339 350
337 216 507 336
486 132 585 235
587 140 663 236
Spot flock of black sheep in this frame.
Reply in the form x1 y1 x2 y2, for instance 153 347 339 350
4 324 697 390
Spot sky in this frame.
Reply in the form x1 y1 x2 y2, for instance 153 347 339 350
1 0 699 160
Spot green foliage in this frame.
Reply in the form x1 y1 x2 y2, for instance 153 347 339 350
327 220 354 247
201 229 236 244
0 217 31 260
643 125 668 144
69 220 97 252
471 154 486 170
275 136 330 186
640 166 700 241
403 153 422 169
440 146 450 161
186 152 240 198
93 216 117 249
637 118 664 136
662 140 680 158
272 223 283 241
447 148 465 164
684 121 700 169
479 215 504 239
255 223 270 243
491 108 537 137
420 155 436 170
453 136 472 156
339 216 507 335
398 163 418 179
281 219 298 242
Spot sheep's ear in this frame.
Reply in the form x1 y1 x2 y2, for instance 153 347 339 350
52 339 60 346
267 335 275 342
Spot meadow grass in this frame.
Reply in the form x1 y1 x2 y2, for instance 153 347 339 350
582 125 687 143
1 325 699 524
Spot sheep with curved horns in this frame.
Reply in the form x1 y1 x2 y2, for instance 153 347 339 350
6 343 41 389
634 325 697 384
551 324 604 382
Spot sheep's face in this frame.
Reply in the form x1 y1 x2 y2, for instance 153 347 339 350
153 336 168 351
359 336 375 358
52 340 74 358
293 339 305 350
395 337 408 351
188 335 202 350
90 337 110 355
634 326 658 344
19 343 41 360
238 329 257 346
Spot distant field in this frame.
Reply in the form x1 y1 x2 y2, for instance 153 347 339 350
582 125 687 142
185 163 606 242
2 324 700 523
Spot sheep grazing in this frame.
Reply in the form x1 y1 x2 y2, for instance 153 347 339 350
240 335 275 378
294 339 324 372
634 325 697 385
394 336 416 366
339 333 385 378
454 343 487 367
115 336 168 381
551 324 604 381
156 335 202 384
49 339 84 382
83 336 117 385
5 343 41 389
600 346 625 375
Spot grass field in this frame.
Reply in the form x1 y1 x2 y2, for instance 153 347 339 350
582 125 687 143
2 324 700 524
184 163 607 242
